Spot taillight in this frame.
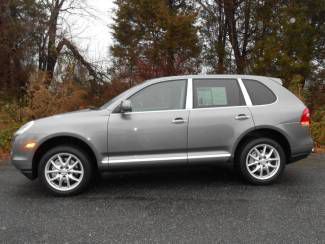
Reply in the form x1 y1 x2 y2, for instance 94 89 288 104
300 108 310 127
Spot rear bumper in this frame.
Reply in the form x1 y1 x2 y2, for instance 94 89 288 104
277 122 314 163
287 138 313 164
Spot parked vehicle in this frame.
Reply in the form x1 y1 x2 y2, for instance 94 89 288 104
11 75 313 195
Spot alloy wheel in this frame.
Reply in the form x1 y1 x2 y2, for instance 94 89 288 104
245 144 281 180
44 153 84 192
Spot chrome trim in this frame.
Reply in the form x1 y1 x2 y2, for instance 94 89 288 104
110 105 253 115
190 105 249 111
188 153 231 159
111 109 189 115
237 78 253 106
108 156 187 164
235 114 251 120
186 78 193 109
172 118 187 124
104 153 231 164
109 77 257 115
106 75 280 111
101 157 109 164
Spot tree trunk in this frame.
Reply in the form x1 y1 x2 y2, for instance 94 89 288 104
217 1 226 74
224 0 245 73
45 0 65 84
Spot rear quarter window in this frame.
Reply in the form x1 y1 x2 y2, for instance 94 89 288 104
243 79 277 105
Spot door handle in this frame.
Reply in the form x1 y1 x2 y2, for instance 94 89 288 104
172 117 187 124
235 114 250 120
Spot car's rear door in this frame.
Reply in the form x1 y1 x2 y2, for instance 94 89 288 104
107 79 189 168
187 78 254 163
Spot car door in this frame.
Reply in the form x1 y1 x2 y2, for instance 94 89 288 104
188 78 254 163
107 79 189 168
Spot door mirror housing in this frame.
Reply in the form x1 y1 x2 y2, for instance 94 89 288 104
120 100 132 113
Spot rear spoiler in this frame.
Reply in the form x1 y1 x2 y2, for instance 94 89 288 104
269 77 283 85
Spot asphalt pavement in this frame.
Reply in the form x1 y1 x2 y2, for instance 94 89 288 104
0 154 324 243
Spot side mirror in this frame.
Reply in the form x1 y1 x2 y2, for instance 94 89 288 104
120 100 132 113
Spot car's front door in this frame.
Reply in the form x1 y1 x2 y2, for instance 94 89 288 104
107 79 189 168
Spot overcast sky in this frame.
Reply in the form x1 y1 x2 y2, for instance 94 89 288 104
65 0 115 65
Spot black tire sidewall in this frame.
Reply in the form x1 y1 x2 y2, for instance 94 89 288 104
238 138 286 185
38 146 93 196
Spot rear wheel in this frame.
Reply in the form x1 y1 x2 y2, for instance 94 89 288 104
237 138 286 184
38 146 93 196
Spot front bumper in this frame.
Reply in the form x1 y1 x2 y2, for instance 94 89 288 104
289 151 312 164
11 156 35 179
11 135 38 180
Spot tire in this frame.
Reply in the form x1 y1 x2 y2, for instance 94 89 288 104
237 138 286 185
38 145 93 196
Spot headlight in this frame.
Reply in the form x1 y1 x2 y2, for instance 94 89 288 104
15 121 34 136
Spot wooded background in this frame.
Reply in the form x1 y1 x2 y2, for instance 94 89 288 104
0 0 324 157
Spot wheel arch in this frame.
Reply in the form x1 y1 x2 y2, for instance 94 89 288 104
232 126 292 164
32 133 99 178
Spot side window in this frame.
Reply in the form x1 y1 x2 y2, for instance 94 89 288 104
193 79 245 108
243 79 276 105
128 80 187 112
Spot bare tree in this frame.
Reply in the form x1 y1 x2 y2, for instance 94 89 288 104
36 0 105 85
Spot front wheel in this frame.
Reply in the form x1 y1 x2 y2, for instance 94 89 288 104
237 138 286 185
38 146 93 196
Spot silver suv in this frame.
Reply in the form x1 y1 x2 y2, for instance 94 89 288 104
11 75 314 195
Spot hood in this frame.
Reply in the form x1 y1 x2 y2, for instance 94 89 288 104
34 108 109 125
